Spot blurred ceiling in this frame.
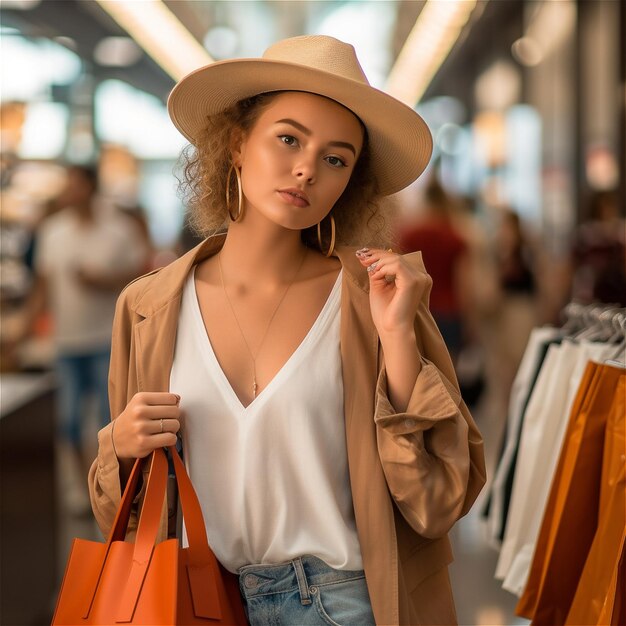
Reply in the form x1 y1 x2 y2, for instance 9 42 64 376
1 0 523 110
1 0 174 99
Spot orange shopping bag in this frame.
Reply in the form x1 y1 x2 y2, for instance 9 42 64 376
566 374 625 625
516 362 600 619
52 447 247 625
516 363 623 625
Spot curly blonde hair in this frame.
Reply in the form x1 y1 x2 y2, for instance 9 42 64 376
177 92 395 251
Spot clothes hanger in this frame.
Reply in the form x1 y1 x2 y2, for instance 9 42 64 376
604 310 626 367
573 304 621 342
605 310 626 343
560 302 586 337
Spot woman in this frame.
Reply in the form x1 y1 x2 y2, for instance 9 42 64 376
89 35 485 625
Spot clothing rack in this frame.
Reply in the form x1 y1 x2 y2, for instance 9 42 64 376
486 302 625 624
560 302 626 336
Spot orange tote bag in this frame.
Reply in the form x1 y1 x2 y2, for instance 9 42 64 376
566 374 625 625
52 447 247 625
516 362 600 619
516 363 623 625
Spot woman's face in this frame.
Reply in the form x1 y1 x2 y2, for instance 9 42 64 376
232 91 364 231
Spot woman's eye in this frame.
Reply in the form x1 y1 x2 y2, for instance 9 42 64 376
278 135 298 146
325 156 347 168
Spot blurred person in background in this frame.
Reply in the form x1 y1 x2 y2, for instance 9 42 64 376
16 164 149 514
117 202 159 272
398 178 472 363
482 208 539 424
571 189 626 306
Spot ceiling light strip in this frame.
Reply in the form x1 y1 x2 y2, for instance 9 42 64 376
95 0 214 81
385 0 479 107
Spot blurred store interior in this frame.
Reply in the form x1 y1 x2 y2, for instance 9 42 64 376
0 1 624 624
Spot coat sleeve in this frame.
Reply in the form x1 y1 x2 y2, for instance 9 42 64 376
87 284 143 540
374 254 486 539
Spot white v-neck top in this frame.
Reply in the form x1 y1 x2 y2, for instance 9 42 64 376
169 267 363 573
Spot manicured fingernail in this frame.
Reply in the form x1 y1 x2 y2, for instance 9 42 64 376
356 247 370 254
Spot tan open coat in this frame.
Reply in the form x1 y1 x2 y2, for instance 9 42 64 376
89 233 486 626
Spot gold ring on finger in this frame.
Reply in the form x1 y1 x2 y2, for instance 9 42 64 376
160 418 164 433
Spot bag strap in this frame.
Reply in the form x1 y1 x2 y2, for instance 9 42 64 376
167 445 212 565
116 449 168 622
81 454 146 619
168 445 224 619
116 447 224 622
107 455 145 543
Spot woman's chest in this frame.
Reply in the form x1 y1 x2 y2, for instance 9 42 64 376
193 271 341 408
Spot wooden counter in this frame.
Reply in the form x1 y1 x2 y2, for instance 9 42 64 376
1 373 57 625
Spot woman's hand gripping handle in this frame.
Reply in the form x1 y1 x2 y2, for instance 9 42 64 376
111 392 182 460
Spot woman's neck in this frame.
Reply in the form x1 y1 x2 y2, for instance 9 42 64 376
218 214 309 287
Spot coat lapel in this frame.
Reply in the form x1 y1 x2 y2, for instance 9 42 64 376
131 235 226 393
134 302 180 393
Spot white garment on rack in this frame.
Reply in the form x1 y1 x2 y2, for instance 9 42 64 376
500 339 619 595
486 326 562 548
495 342 570 580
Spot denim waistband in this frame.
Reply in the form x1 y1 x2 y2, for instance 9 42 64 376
238 555 366 604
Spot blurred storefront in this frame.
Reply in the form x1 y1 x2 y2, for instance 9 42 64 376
1 1 624 624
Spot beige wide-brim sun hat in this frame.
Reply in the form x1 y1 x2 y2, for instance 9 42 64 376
168 35 432 197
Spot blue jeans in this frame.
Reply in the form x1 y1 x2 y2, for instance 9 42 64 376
238 555 375 626
55 348 111 446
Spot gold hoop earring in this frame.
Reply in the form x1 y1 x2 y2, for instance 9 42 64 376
226 164 243 222
317 214 336 257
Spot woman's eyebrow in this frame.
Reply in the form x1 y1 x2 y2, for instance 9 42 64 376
274 118 357 156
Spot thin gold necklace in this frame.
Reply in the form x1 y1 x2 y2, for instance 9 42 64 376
217 247 308 399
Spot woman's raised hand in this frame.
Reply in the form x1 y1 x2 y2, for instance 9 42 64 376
111 392 182 460
356 247 429 339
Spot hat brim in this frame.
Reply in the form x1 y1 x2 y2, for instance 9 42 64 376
167 58 432 196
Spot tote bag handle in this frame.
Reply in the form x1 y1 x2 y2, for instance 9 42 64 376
116 447 224 622
84 447 224 622
79 451 152 619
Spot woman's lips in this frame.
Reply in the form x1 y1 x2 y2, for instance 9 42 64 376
277 190 310 208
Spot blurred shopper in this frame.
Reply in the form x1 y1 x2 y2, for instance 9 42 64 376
497 210 536 299
571 190 626 306
451 195 500 407
118 202 158 272
398 178 471 362
482 209 539 424
18 165 148 513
